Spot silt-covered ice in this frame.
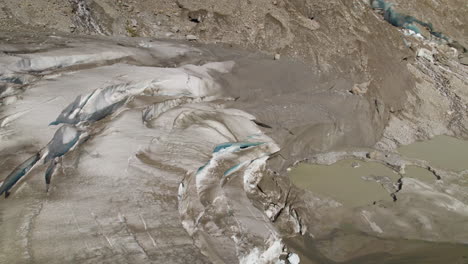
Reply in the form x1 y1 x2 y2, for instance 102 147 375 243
0 38 292 264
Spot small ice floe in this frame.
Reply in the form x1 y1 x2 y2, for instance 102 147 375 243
287 253 300 264
138 41 152 48
240 240 285 264
186 35 198 41
402 29 424 39
417 48 434 63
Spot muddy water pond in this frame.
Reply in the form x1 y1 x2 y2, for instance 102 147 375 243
289 159 399 207
404 166 437 182
285 233 468 264
290 135 468 206
397 135 468 172
288 135 468 263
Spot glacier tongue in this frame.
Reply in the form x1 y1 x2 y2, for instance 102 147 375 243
0 38 293 264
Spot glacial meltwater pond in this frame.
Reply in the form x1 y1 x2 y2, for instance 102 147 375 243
290 135 468 207
285 233 468 264
289 159 399 207
288 135 468 263
397 135 468 172
404 166 437 182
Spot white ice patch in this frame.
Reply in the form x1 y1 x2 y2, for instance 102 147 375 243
0 109 30 128
401 29 424 39
138 41 202 59
361 210 383 233
240 240 284 264
417 48 434 63
288 253 300 264
243 156 268 193
13 50 131 72
61 126 79 144
195 145 239 196
178 182 185 200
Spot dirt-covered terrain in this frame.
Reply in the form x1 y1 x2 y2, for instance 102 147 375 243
0 0 467 263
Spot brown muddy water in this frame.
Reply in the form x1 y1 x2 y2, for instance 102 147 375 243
404 166 437 182
289 159 399 207
397 135 468 172
285 233 468 264
290 135 468 206
288 135 468 263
